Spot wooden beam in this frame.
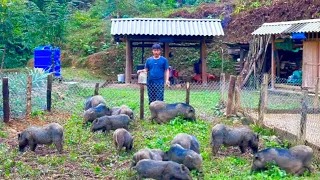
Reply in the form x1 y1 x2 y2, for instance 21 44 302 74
200 40 207 84
132 44 200 48
125 39 132 84
130 41 133 82
164 43 169 60
141 42 145 64
271 35 276 89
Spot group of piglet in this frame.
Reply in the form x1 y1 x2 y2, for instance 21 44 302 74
16 94 314 179
133 133 202 180
210 124 313 176
83 95 135 153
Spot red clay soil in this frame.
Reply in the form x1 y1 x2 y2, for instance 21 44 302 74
1 112 72 149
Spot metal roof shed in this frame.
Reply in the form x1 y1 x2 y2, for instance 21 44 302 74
252 19 320 90
111 18 224 84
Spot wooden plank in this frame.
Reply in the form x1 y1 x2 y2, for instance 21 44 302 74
200 40 207 84
302 41 319 88
47 74 53 112
234 76 242 113
164 43 170 61
133 44 200 48
271 35 276 89
314 78 319 110
140 84 144 120
298 89 308 144
226 75 236 117
2 77 9 123
26 75 32 118
220 73 226 103
125 39 132 84
186 82 190 105
94 83 99 95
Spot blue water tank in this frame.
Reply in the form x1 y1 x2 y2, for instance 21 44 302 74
34 45 61 77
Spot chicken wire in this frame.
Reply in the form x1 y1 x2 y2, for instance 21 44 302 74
52 80 223 120
0 70 48 121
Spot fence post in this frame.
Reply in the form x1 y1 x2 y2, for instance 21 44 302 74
94 83 100 95
47 74 53 112
298 89 308 144
2 77 9 123
140 84 144 120
234 76 242 113
226 75 236 117
258 74 268 126
314 78 319 111
186 82 190 105
220 73 226 103
26 75 32 118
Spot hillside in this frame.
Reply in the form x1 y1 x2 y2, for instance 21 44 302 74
2 0 320 79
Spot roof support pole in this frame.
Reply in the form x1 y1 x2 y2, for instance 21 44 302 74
125 38 132 84
200 39 207 85
271 35 276 89
164 42 170 61
141 42 145 64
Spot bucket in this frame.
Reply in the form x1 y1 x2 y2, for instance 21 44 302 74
117 74 125 82
138 72 147 84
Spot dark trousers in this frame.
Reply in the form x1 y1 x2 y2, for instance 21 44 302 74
147 82 164 105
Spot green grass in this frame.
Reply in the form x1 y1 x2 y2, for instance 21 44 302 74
1 68 319 179
61 67 107 81
1 113 319 179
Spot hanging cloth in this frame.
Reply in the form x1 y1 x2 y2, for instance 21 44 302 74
275 38 300 52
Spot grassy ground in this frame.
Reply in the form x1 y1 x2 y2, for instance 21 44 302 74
1 68 319 179
1 87 320 179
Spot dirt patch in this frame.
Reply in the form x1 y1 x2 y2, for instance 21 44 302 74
1 112 72 148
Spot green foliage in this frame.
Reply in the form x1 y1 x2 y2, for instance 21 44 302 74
207 51 235 73
0 0 70 68
233 0 272 15
66 0 109 56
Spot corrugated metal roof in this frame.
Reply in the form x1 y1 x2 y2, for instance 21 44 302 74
252 19 320 35
111 18 224 36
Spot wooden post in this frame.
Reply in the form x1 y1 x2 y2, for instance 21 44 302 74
226 75 236 117
200 40 207 85
125 39 132 84
220 73 226 103
314 78 319 111
47 74 53 112
141 42 145 64
140 84 144 120
26 75 32 118
298 89 308 144
271 35 276 89
186 82 190 105
2 77 9 123
94 83 99 95
164 42 170 61
234 76 242 113
258 74 268 126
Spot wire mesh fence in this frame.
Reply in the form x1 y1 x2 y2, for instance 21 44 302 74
1 71 320 150
0 70 49 121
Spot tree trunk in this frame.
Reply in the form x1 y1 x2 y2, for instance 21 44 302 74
1 45 6 73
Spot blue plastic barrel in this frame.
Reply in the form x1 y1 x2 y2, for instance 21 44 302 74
34 45 61 77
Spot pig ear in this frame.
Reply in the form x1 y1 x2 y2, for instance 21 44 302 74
18 133 21 139
180 164 187 171
256 133 260 140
